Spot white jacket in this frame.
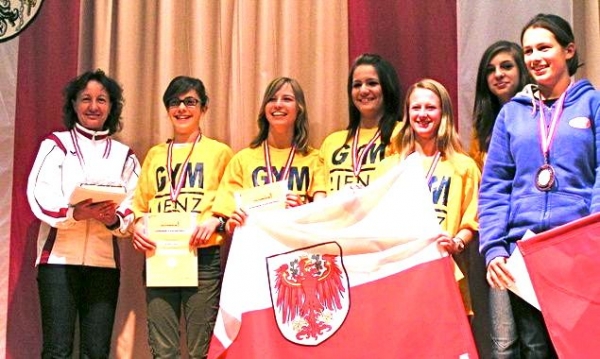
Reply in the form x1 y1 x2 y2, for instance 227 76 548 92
27 124 140 268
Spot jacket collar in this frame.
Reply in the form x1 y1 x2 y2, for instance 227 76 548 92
74 122 110 140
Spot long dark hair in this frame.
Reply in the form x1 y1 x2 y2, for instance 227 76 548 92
249 77 310 155
473 41 530 152
346 53 401 146
62 69 124 135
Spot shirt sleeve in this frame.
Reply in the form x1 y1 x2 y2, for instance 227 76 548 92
202 144 234 220
458 159 481 233
132 147 157 219
113 149 141 236
307 150 327 198
210 149 242 218
478 108 515 265
27 137 78 228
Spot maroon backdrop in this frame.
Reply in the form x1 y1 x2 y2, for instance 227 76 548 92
7 1 80 358
348 0 458 122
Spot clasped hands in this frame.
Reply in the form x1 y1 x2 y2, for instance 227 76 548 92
72 199 118 226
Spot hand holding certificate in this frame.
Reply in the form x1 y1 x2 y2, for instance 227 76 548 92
146 212 198 287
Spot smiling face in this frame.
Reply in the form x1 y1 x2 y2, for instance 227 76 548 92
167 89 205 140
72 80 111 131
522 27 574 96
486 51 520 104
265 83 298 130
351 64 384 123
408 87 442 141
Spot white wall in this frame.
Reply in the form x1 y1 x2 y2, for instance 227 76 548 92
457 1 572 149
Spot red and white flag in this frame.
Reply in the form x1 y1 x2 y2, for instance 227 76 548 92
208 154 478 359
518 212 600 358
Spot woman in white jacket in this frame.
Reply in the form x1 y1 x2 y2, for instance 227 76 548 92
27 69 140 358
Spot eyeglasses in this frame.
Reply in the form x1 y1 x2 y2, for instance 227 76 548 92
167 97 201 108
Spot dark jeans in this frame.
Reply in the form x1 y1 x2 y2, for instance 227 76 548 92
509 291 558 359
146 246 222 359
490 288 520 358
37 264 120 359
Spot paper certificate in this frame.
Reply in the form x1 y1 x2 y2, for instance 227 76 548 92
69 183 127 205
234 180 288 213
146 212 198 287
505 230 541 310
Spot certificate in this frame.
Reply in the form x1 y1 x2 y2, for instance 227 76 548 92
505 230 541 310
146 212 198 287
234 180 288 213
69 183 127 205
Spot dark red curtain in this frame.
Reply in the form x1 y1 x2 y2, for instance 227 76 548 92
7 1 80 358
348 0 458 122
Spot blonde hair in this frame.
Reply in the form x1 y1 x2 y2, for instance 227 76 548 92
250 77 310 155
393 78 465 160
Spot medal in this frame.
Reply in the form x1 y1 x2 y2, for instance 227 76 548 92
535 85 569 191
535 163 555 191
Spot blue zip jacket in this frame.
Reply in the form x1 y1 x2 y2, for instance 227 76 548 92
479 79 600 266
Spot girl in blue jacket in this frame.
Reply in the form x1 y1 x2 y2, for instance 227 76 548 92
479 13 600 358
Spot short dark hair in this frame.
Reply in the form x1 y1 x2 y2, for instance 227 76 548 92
162 76 209 109
250 77 310 155
346 53 401 146
521 13 581 76
63 69 124 134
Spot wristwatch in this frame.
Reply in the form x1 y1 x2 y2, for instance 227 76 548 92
452 237 466 253
214 216 226 233
105 217 120 230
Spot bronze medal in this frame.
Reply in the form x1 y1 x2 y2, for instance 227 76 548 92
535 85 570 193
535 164 555 191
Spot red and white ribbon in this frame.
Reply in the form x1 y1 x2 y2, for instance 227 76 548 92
263 141 296 184
167 133 202 202
352 128 381 179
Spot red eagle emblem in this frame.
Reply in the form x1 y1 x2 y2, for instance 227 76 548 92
270 252 348 344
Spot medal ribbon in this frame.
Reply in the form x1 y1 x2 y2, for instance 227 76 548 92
263 141 297 184
425 151 441 187
70 127 111 170
167 133 202 202
538 86 569 162
352 128 381 178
